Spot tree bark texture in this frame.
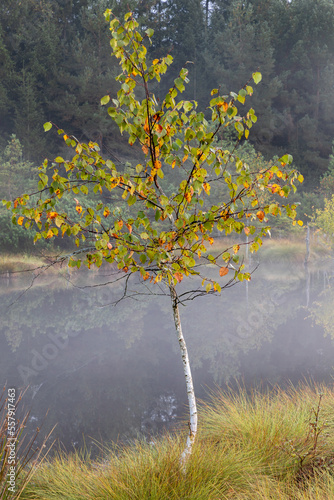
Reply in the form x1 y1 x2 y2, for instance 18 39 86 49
170 284 197 462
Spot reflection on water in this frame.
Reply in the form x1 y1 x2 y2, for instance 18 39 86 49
1 259 334 454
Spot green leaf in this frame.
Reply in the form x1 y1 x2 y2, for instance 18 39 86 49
101 95 110 105
43 122 52 132
175 78 185 92
252 72 262 84
145 28 154 37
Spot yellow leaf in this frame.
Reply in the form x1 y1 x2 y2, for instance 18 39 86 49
297 220 303 226
103 207 110 217
46 229 53 239
47 211 58 220
152 59 159 65
219 266 229 277
17 216 24 226
271 184 280 193
233 244 240 254
76 205 83 214
208 237 214 245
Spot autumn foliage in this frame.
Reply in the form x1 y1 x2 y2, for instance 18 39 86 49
5 10 303 292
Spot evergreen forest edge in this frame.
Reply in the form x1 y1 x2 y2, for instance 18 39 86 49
2 0 334 253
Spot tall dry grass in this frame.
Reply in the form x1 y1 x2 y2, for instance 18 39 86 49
20 383 334 500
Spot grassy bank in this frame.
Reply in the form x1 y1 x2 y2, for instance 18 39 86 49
0 254 49 274
210 234 332 265
19 384 334 500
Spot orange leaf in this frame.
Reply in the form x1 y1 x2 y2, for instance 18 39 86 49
174 272 183 283
103 207 110 217
208 237 214 245
219 267 229 277
76 205 83 214
126 223 132 234
256 210 265 222
107 242 112 250
17 216 24 226
144 117 150 134
203 183 210 194
223 101 228 112
185 191 192 203
244 227 250 236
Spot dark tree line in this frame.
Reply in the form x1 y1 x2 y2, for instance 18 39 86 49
1 0 334 187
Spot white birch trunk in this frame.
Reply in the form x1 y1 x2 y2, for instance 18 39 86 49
170 284 197 463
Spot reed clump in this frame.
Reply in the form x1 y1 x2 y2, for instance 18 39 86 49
20 384 334 500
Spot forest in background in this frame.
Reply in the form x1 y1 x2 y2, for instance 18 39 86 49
1 0 334 251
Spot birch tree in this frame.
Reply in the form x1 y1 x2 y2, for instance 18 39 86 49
5 10 303 462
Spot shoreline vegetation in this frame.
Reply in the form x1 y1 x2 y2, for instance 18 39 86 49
2 237 334 498
14 383 334 500
0 234 332 276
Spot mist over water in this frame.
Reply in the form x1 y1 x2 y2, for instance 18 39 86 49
1 258 334 454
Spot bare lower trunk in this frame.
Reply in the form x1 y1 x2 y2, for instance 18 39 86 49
170 285 197 463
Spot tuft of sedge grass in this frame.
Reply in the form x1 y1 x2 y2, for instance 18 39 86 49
0 386 53 499
20 384 334 500
225 473 334 500
198 383 334 481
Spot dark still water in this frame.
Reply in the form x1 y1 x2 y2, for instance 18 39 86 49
1 258 334 454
